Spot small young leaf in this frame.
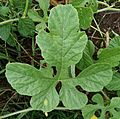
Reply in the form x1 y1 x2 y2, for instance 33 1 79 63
70 0 98 29
36 0 50 16
92 94 104 106
28 9 42 22
18 18 35 37
77 7 93 29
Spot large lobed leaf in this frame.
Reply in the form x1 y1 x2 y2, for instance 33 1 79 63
5 4 113 112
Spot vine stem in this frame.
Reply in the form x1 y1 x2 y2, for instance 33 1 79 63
97 6 120 13
22 0 29 18
0 18 19 25
0 108 33 119
0 107 72 118
97 1 109 7
101 90 110 101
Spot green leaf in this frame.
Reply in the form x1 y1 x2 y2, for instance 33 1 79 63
69 0 98 12
6 5 88 112
40 65 53 78
108 97 120 119
106 72 120 91
6 33 16 47
60 81 87 109
92 94 104 106
110 97 120 109
82 105 99 119
0 24 11 41
98 47 120 66
84 40 95 56
0 52 13 61
5 5 115 113
28 9 42 22
70 0 98 29
82 94 105 119
36 0 50 16
36 22 46 32
82 96 120 119
76 63 113 92
77 7 93 29
77 40 94 70
6 63 55 96
18 18 35 37
37 4 87 69
109 36 120 48
76 52 93 70
30 87 59 112
0 52 8 60
0 6 9 16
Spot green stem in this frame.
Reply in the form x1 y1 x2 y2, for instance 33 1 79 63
4 42 10 62
71 65 75 78
0 108 33 119
0 18 19 25
22 0 29 18
101 90 110 101
97 1 109 7
55 107 72 110
0 107 73 119
93 17 103 38
97 7 120 13
90 25 106 36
